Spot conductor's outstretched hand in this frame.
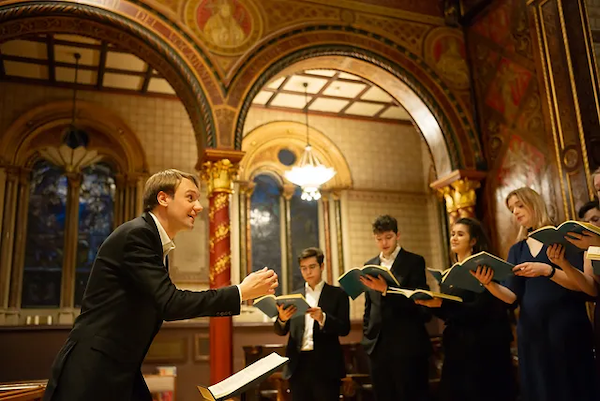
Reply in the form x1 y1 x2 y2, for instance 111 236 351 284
239 267 279 301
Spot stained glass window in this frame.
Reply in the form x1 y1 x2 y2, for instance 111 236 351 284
75 163 116 306
250 174 283 295
289 186 319 291
22 160 67 308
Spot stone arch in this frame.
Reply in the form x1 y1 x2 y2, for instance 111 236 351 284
240 121 353 190
228 29 485 178
0 1 217 150
0 100 148 174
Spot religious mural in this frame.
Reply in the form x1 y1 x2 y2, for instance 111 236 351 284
485 57 532 122
184 0 262 56
470 0 511 46
467 0 561 255
425 28 470 90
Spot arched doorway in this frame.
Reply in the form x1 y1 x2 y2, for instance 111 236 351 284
227 31 484 178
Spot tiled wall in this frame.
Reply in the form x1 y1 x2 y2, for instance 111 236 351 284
244 108 427 191
0 82 197 172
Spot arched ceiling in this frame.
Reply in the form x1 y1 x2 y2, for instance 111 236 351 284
0 33 176 97
251 68 411 123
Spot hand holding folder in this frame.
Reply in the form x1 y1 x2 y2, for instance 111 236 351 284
338 265 400 299
253 294 310 319
437 252 514 293
529 220 600 254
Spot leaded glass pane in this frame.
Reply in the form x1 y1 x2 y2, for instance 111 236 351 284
289 187 319 291
250 174 282 295
22 160 66 308
75 163 116 306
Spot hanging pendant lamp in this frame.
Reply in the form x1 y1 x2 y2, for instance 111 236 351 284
283 82 336 201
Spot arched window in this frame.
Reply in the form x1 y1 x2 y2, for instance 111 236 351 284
0 100 148 324
75 163 116 306
22 160 67 308
247 174 320 293
21 161 117 309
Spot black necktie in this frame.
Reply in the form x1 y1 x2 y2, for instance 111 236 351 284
165 254 169 272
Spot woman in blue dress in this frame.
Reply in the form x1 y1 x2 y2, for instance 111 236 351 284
476 187 597 401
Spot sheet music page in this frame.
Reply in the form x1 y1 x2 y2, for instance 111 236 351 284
208 352 288 399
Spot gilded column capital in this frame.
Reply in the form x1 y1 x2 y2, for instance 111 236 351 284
198 149 245 197
430 170 486 222
437 178 480 214
201 159 240 196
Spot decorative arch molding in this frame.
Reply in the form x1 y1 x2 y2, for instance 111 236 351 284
229 30 484 177
240 121 353 190
0 1 217 149
0 100 148 174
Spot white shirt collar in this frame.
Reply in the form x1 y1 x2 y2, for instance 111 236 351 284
305 280 325 293
380 245 401 266
148 212 176 257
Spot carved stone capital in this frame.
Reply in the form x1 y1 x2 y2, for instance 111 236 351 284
237 180 256 198
282 183 296 201
65 172 83 188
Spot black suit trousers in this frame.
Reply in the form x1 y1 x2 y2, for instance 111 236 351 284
369 333 430 401
289 351 341 401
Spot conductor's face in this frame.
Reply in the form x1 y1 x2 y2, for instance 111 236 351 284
165 178 203 232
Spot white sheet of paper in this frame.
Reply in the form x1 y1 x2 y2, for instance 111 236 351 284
208 352 288 399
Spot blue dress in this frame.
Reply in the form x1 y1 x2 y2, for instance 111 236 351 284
505 240 596 401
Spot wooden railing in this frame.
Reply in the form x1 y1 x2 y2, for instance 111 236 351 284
0 382 46 401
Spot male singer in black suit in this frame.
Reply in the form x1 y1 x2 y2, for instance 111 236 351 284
43 169 278 401
274 247 350 401
360 215 431 401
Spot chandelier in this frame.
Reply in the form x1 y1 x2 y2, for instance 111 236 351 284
40 53 102 172
283 82 336 201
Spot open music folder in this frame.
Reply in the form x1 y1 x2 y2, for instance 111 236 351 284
197 352 289 400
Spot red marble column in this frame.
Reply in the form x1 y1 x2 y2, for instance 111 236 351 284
208 190 233 384
201 149 244 384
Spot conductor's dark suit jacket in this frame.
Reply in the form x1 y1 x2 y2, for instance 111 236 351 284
274 283 350 381
362 248 432 358
43 212 241 401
